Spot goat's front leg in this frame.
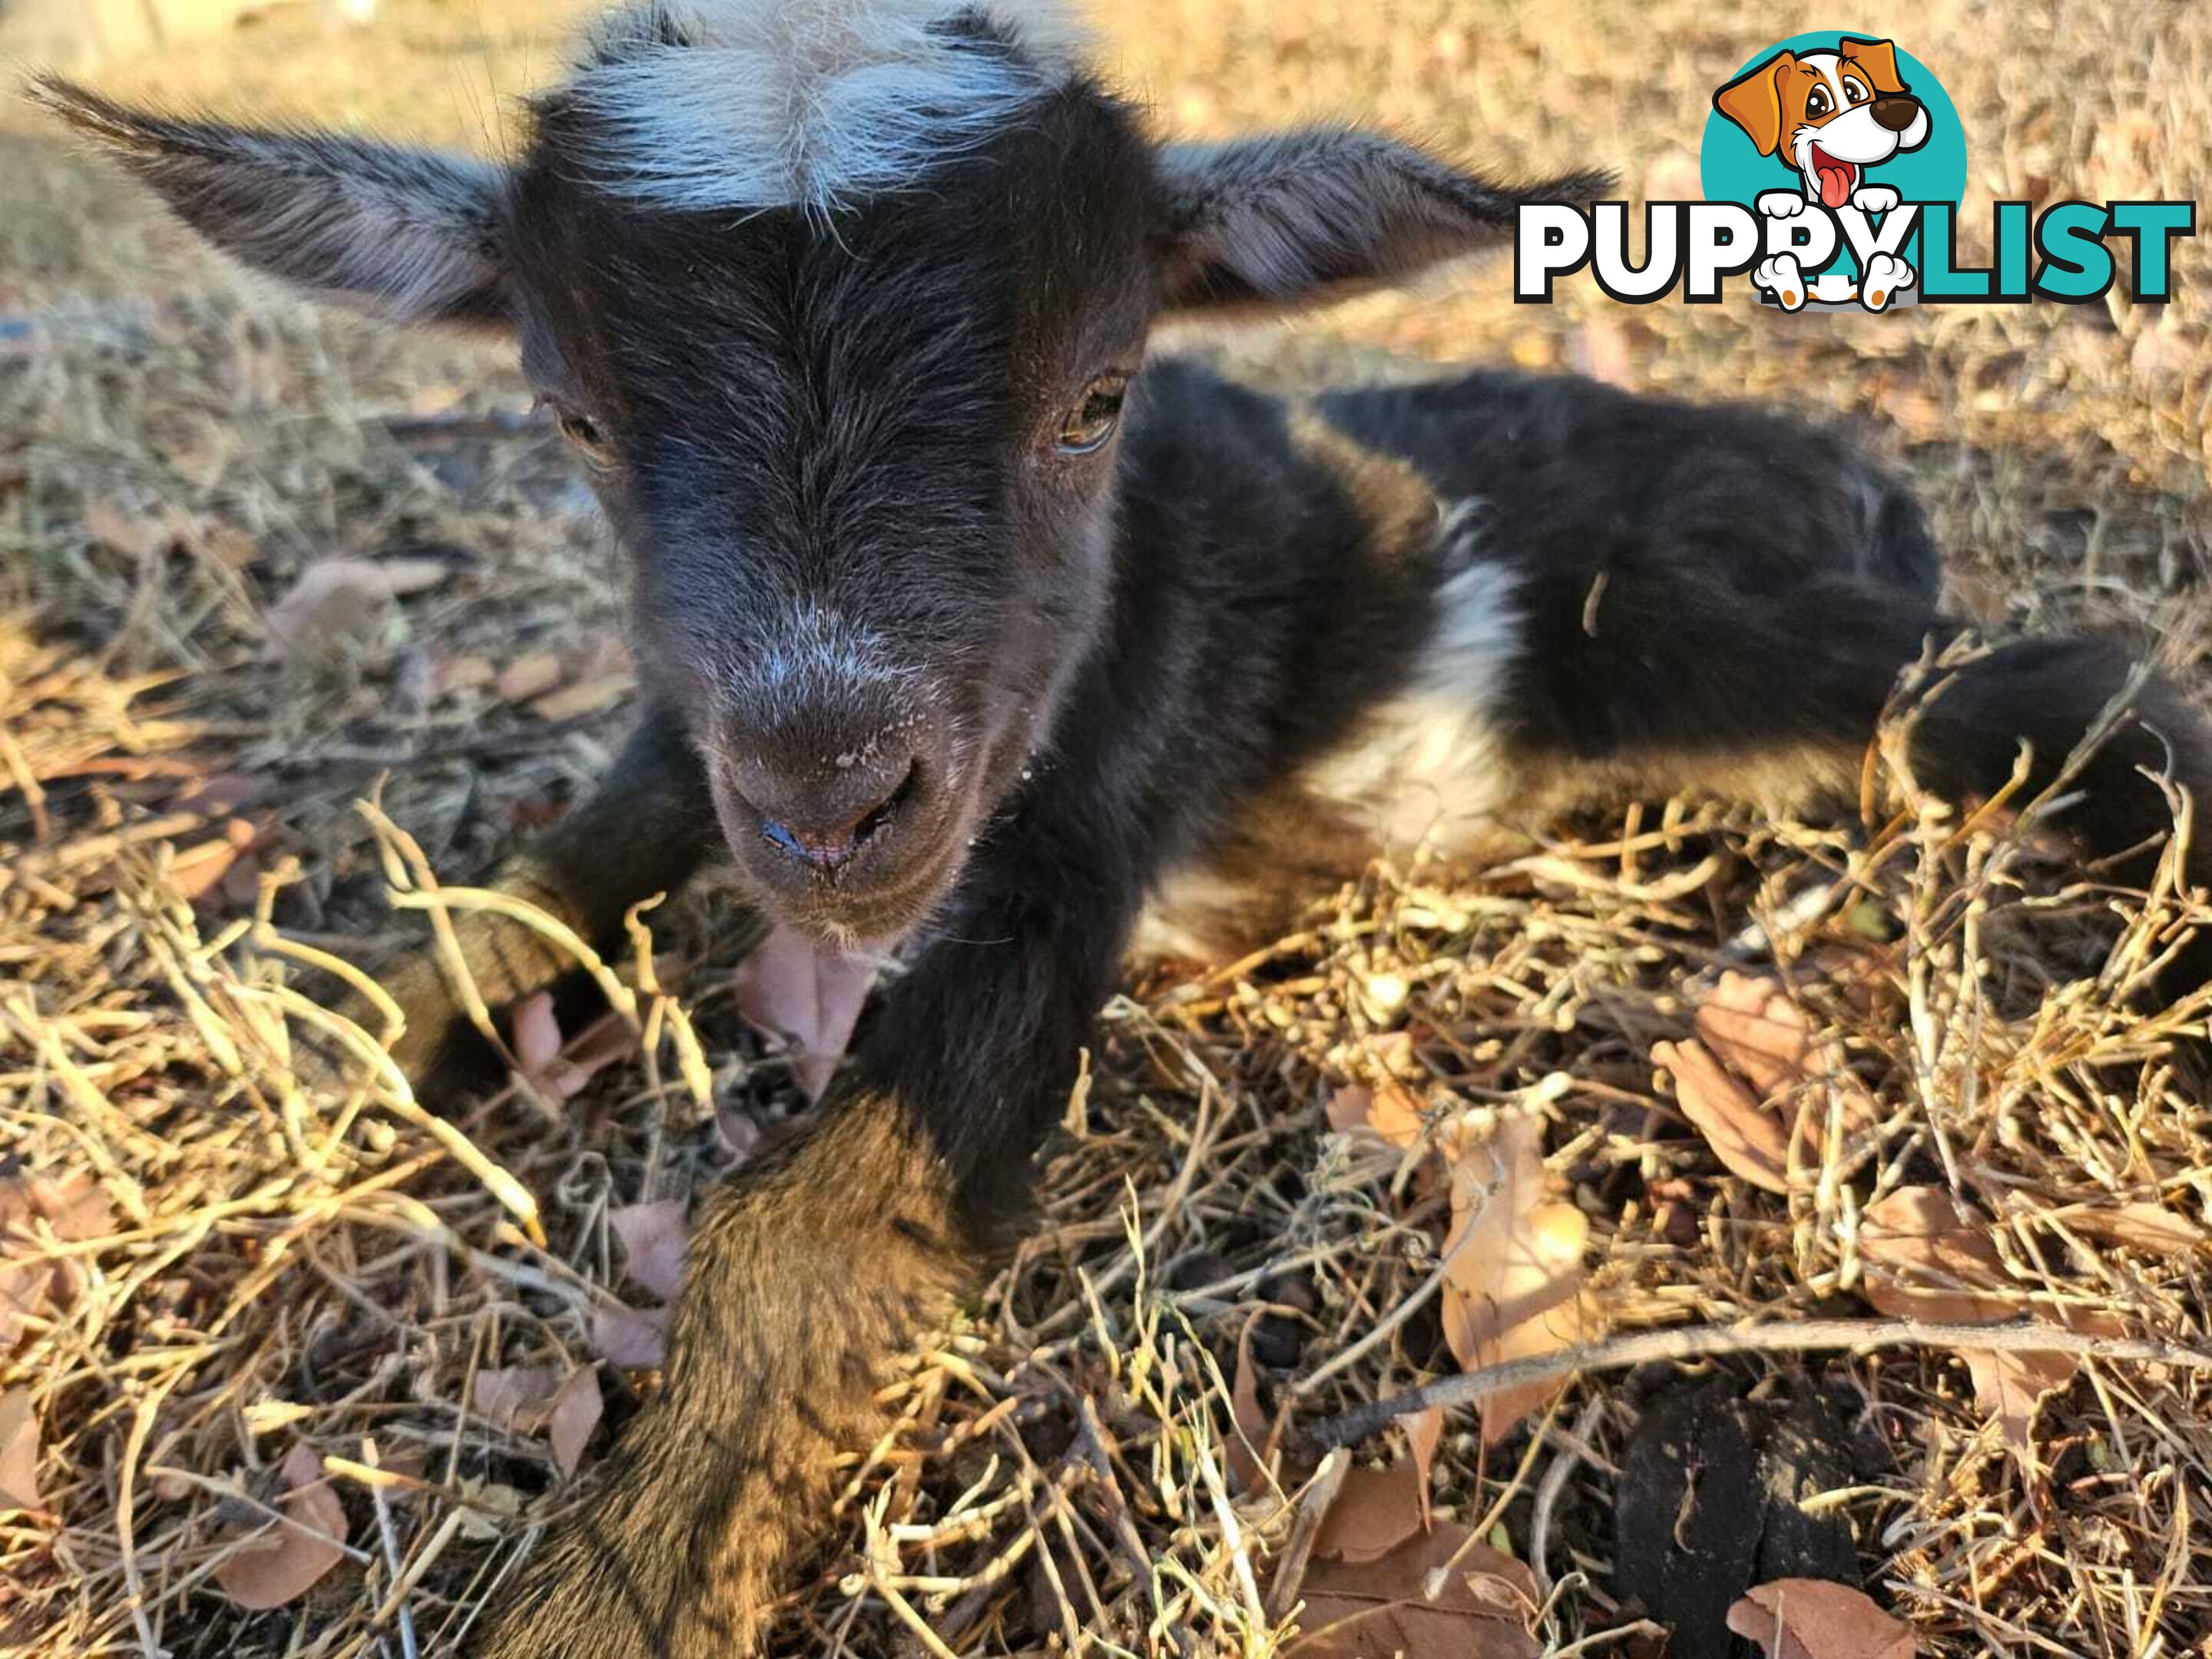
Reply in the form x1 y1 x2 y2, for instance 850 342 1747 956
473 874 1132 1655
336 700 722 1088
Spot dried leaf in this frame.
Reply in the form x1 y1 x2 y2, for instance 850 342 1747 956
1657 1038 1795 1194
548 1366 603 1478
592 1301 670 1369
1326 1081 1426 1151
263 558 448 662
1435 1114 1588 1442
1 1170 113 1243
733 923 879 1102
0 1391 41 1511
1661 974 1876 1194
1404 1407 1443 1531
84 498 164 560
0 1172 116 1349
1227 1326 1270 1496
495 650 567 704
1310 1462 1428 1566
608 1200 687 1302
213 1442 349 1610
166 816 260 903
510 994 563 1078
1292 1505 1540 1657
510 994 637 1101
1696 972 1838 1098
434 654 498 694
1725 1578 1916 1659
529 673 634 722
473 1366 561 1432
1859 1187 2118 1467
2050 1201 2206 1257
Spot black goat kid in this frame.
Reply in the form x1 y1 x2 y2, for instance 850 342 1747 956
40 1 2208 1652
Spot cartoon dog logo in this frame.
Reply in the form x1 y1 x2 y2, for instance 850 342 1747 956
1713 36 1930 312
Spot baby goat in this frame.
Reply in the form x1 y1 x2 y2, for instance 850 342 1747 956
41 0 2210 1651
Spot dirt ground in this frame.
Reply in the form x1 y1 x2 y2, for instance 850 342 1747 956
2 1 2210 1655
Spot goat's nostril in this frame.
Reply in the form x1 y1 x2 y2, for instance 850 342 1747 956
752 759 918 875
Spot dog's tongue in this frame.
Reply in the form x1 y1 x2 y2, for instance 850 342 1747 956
1816 162 1853 208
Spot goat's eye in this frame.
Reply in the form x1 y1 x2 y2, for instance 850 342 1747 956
547 401 614 463
1056 374 1129 455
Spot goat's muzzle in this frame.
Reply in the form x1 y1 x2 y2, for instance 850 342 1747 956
709 705 963 939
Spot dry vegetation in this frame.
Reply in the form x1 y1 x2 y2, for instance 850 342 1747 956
3 1 2210 1654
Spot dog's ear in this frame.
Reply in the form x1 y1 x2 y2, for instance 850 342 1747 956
1839 38 1907 95
1713 51 1795 157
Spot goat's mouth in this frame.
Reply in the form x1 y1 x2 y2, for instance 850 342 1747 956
713 763 973 945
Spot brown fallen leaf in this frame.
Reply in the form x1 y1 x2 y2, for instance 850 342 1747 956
593 1301 671 1369
83 497 165 561
1859 1187 2120 1468
608 1200 687 1302
433 654 498 695
165 816 262 903
1725 1577 1916 1659
0 1171 116 1348
1310 1462 1427 1567
1226 1325 1270 1496
510 994 637 1102
1404 1407 1443 1532
473 1366 562 1432
733 923 881 1101
2048 1200 2206 1257
1435 1113 1589 1442
1326 1080 1426 1151
495 649 567 704
547 1366 603 1478
1293 1494 1540 1658
1657 1038 1795 1194
263 557 449 663
212 1442 349 1611
1659 973 1876 1194
529 673 634 722
0 1390 41 1512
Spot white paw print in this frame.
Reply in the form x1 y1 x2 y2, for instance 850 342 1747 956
1756 190 1813 221
1859 251 1914 311
1851 184 1901 214
1754 253 1808 310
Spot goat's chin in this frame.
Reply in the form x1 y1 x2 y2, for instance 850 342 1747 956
731 830 969 954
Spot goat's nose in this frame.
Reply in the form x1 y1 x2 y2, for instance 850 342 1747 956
729 750 918 875
1870 96 1919 132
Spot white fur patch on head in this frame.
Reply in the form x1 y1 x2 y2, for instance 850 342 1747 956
563 0 1087 213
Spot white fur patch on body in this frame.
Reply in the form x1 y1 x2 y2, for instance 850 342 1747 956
1132 502 1523 964
1300 502 1523 853
568 0 1085 213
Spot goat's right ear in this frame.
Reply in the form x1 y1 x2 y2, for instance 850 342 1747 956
1154 128 1605 314
31 79 510 329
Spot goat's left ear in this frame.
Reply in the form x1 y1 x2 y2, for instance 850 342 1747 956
1155 128 1603 313
31 79 510 329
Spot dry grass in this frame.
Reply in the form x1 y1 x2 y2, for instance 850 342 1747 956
2 1 2210 1655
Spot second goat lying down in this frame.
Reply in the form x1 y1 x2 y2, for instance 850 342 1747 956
42 0 2210 1651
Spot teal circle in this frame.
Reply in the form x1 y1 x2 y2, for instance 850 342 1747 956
1699 32 1967 277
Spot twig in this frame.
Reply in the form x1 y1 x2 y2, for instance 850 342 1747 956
1309 1318 2212 1449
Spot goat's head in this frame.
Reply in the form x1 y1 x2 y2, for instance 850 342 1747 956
38 0 1589 945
